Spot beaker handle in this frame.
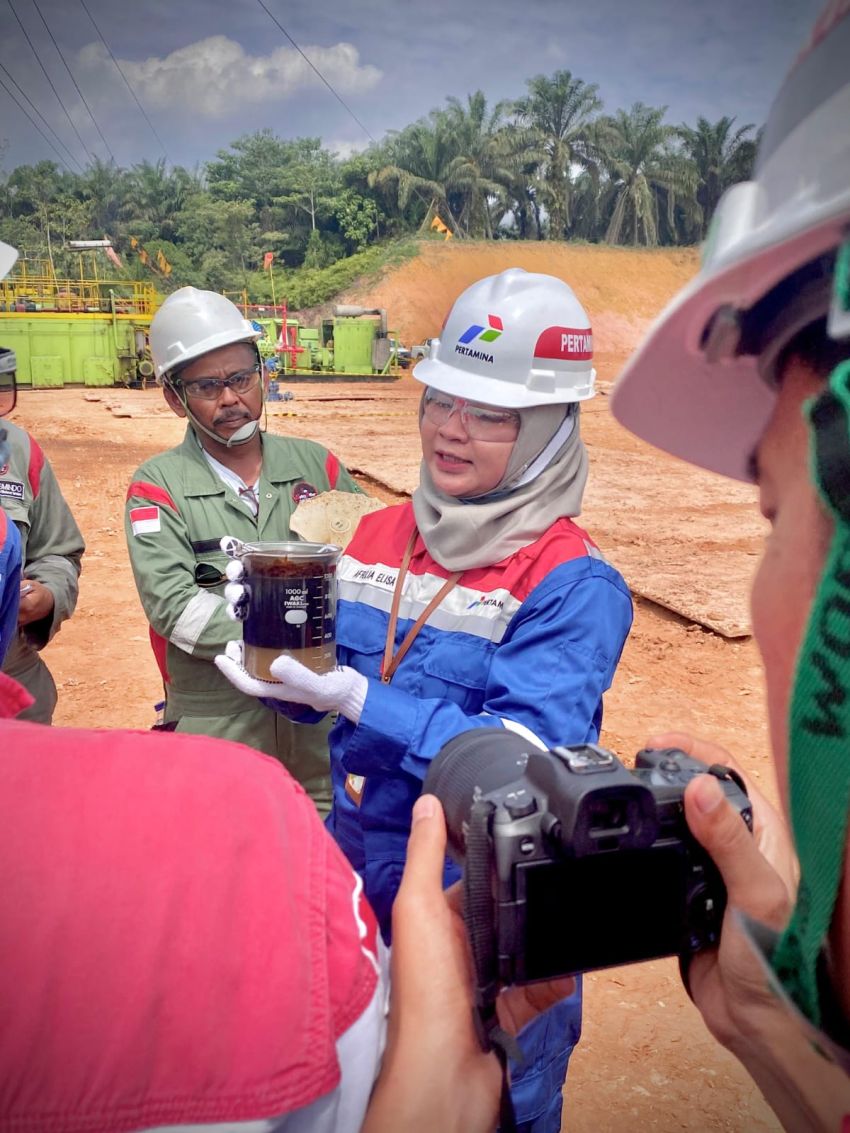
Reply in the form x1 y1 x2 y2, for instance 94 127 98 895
220 535 258 558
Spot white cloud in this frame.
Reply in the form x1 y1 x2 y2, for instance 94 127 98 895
78 35 382 118
325 138 368 160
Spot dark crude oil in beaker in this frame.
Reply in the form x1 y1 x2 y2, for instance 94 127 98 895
240 542 340 680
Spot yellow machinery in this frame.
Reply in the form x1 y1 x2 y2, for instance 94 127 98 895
0 252 160 388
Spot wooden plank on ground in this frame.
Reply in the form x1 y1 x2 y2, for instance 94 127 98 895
611 547 758 638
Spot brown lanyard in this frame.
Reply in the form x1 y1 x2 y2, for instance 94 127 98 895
381 528 461 684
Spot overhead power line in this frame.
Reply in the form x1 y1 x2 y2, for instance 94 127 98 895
253 0 377 144
0 69 75 172
29 0 116 163
76 0 169 161
6 0 93 165
0 58 84 171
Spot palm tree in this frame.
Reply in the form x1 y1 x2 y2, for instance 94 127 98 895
76 158 128 237
676 116 757 239
369 114 463 235
442 92 513 238
2 161 67 218
511 71 602 239
123 159 197 242
597 103 696 246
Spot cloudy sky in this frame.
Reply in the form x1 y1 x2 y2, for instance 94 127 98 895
0 0 823 173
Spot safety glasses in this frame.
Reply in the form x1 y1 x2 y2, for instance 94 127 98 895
178 363 261 401
423 387 520 441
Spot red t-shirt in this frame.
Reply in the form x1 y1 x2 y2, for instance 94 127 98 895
0 674 383 1133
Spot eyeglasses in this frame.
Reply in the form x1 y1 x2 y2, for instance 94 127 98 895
422 387 520 441
178 364 261 401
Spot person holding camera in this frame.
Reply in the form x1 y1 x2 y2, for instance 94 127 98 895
218 267 633 1132
605 5 850 1125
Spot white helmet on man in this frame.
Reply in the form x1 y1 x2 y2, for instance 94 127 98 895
610 5 850 482
413 268 595 408
150 286 260 382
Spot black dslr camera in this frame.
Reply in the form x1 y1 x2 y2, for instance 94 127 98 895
423 729 752 984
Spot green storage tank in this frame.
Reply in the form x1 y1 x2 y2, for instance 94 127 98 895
0 313 146 387
332 317 377 374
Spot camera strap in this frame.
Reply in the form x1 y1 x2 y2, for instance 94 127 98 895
770 354 850 1028
464 799 524 1133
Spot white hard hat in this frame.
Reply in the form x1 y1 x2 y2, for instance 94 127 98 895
0 241 19 281
610 7 850 482
150 286 261 381
413 268 595 408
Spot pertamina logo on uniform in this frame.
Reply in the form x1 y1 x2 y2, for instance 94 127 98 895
455 314 503 363
466 593 504 611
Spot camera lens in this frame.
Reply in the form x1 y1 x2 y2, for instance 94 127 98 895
424 728 534 861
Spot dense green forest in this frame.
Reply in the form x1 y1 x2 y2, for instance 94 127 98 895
0 70 757 302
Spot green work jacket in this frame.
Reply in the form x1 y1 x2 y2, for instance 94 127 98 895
125 427 360 813
0 419 84 723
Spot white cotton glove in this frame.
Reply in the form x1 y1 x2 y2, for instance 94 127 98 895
214 640 368 724
221 553 249 622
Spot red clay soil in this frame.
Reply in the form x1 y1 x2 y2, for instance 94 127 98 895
11 240 782 1132
342 239 700 358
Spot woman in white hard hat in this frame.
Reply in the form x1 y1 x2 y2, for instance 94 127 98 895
220 267 633 1132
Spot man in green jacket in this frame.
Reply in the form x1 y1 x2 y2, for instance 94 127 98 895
125 288 359 812
0 397 84 723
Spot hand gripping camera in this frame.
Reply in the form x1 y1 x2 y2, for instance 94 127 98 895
423 728 753 984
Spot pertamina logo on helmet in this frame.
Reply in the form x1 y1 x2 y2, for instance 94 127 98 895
534 326 593 363
455 314 503 364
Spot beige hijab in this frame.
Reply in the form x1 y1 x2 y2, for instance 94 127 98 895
412 401 588 571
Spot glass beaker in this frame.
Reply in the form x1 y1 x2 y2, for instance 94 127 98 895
238 541 341 680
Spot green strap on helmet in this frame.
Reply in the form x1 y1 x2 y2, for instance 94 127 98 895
772 248 850 1025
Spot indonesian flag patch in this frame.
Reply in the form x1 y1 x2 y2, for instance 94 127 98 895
130 505 161 535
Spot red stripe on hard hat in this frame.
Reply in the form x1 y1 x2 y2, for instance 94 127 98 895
533 326 593 361
796 0 850 64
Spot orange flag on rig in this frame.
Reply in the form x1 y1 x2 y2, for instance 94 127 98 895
263 252 274 270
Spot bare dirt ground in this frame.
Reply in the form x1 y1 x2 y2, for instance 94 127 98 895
343 239 700 353
11 243 780 1132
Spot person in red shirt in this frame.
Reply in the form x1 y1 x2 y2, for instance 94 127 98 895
0 669 387 1133
0 667 568 1133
